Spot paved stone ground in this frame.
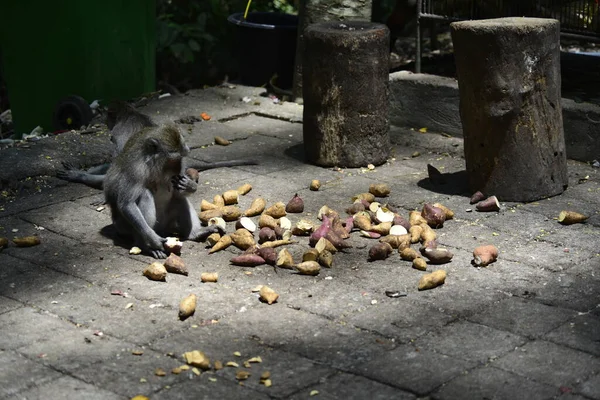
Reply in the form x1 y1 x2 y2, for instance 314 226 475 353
0 86 599 400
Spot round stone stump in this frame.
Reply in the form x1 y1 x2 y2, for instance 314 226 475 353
451 18 568 202
302 21 390 167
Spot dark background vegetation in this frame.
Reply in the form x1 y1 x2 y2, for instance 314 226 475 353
0 0 398 113
156 0 298 90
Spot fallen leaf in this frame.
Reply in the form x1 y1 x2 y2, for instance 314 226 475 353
155 368 166 376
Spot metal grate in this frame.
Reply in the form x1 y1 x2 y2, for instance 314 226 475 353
416 0 600 71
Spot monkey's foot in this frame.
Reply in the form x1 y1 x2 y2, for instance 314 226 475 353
192 225 225 242
150 249 168 259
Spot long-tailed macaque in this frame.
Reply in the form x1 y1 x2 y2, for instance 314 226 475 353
104 123 219 258
57 101 256 190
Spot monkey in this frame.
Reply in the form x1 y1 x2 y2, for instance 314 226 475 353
104 123 220 259
57 101 257 190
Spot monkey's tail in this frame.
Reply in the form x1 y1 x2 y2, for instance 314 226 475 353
189 159 258 172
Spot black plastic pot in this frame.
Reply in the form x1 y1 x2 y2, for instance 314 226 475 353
228 12 298 89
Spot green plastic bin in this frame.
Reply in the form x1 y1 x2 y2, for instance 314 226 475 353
0 0 156 134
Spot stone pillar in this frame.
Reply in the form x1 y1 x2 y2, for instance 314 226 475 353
451 18 568 202
303 21 390 167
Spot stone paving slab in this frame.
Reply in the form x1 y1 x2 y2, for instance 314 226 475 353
0 85 599 399
0 350 64 399
467 296 579 339
13 376 122 400
493 340 600 389
414 320 527 364
432 365 560 400
148 321 336 399
287 371 417 400
545 313 600 356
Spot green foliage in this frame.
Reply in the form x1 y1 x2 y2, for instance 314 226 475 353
156 0 297 88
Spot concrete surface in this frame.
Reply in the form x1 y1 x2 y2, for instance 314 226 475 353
390 71 600 163
0 85 599 400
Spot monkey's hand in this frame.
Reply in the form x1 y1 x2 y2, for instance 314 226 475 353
171 174 197 195
146 235 168 259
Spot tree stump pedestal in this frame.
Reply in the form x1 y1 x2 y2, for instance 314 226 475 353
302 21 390 167
451 18 568 202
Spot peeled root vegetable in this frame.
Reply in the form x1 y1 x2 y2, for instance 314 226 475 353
315 237 338 254
223 190 239 205
221 205 242 221
379 234 410 250
235 217 257 232
409 210 428 226
164 237 183 254
318 250 334 268
264 202 287 218
206 233 221 247
237 183 253 195
259 286 279 304
472 245 499 267
258 214 279 230
12 236 41 247
421 203 446 228
230 254 266 267
259 239 295 248
310 180 321 191
558 210 588 225
244 197 266 217
292 219 314 236
409 225 423 243
432 203 454 219
179 294 197 320
285 194 304 213
369 183 391 197
400 247 420 261
143 262 167 281
231 229 255 250
368 242 393 261
201 199 220 211
422 248 454 264
256 247 277 265
164 253 188 276
418 270 447 290
294 261 321 276
412 257 427 271
276 248 294 269
302 249 320 262
209 235 232 253
201 272 219 283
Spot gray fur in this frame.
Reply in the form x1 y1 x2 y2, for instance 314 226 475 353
104 124 219 259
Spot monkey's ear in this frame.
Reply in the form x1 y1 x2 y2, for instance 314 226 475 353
144 137 163 154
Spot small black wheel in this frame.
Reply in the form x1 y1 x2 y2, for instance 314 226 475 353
53 95 93 130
